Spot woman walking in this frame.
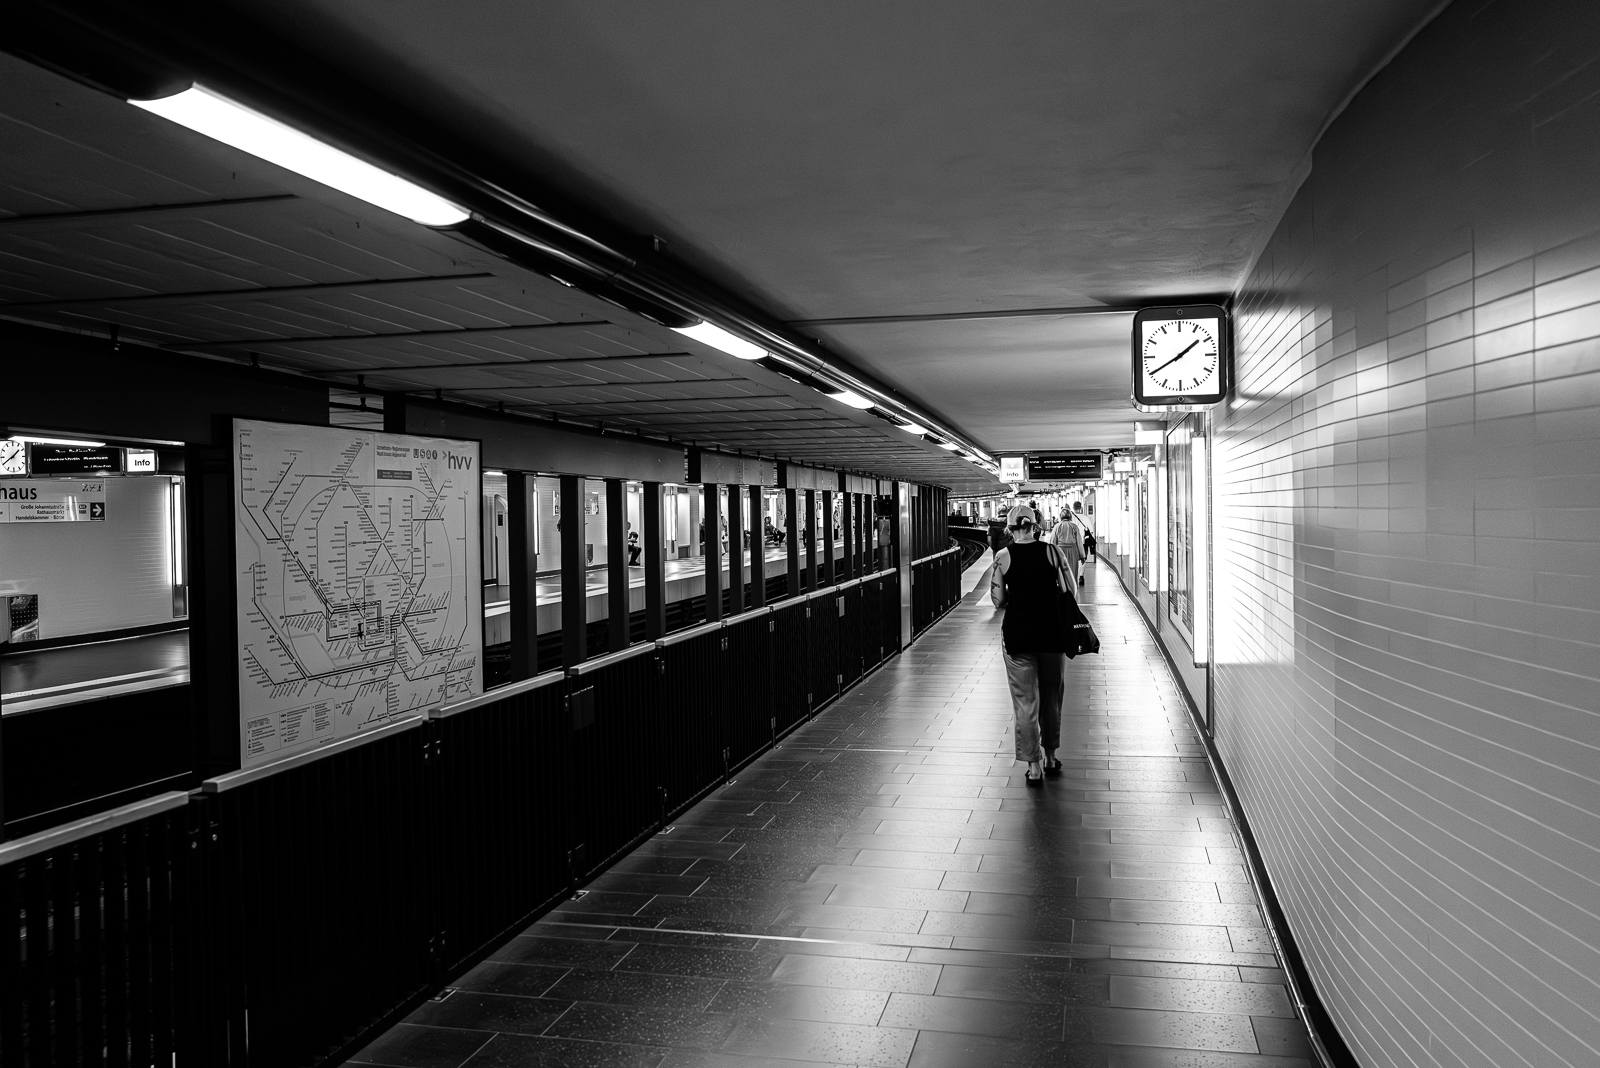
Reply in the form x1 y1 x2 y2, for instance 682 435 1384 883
990 504 1072 786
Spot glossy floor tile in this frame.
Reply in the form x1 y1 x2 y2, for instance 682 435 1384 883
346 559 1314 1067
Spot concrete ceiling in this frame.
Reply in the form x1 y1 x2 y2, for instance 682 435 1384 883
156 2 1447 451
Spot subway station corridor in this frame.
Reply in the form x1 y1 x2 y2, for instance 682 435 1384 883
348 558 1309 1068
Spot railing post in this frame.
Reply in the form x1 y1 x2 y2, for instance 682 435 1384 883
507 472 539 679
643 481 666 640
748 484 765 609
560 474 586 668
606 478 629 652
704 482 723 622
727 481 744 615
804 489 817 592
821 489 834 587
785 487 800 597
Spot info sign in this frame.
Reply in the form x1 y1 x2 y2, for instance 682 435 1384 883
999 456 1027 482
0 479 106 523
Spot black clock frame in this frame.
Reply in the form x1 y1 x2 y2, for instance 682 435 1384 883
1131 303 1232 409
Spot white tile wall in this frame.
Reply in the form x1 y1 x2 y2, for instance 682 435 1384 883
0 476 179 639
1212 3 1600 1066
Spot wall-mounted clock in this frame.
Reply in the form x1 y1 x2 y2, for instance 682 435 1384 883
1132 304 1231 410
0 438 26 476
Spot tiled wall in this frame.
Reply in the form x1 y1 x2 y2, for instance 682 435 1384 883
1212 2 1600 1066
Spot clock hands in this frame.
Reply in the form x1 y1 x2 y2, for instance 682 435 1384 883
1148 339 1202 376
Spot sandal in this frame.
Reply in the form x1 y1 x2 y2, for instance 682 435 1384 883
1024 763 1044 787
1044 758 1062 778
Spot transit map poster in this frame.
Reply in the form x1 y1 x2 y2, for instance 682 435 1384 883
233 418 482 767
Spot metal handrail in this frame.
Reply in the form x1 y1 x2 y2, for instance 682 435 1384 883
656 617 724 649
433 670 565 718
0 790 188 867
568 641 656 677
201 713 426 793
912 545 961 566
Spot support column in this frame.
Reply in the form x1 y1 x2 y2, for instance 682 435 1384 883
727 482 744 615
560 474 585 668
804 489 817 591
643 481 665 640
785 487 800 598
840 490 854 580
704 482 723 622
857 493 868 574
749 485 765 608
507 472 538 679
896 482 912 648
606 478 628 652
821 489 834 586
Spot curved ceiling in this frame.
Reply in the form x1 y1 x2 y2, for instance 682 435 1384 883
111 1 1453 454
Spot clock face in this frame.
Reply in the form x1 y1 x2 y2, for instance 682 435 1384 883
0 439 26 476
1142 319 1220 395
1131 305 1230 408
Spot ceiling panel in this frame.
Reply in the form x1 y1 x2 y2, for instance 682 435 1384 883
0 50 998 491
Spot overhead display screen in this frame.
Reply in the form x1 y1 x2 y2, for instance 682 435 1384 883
1026 452 1103 480
29 444 123 474
233 418 483 767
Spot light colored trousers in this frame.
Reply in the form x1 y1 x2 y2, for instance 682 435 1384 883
1004 649 1066 762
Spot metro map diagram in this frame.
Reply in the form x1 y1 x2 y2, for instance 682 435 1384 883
233 419 482 766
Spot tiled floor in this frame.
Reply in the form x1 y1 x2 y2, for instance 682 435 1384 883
347 557 1314 1068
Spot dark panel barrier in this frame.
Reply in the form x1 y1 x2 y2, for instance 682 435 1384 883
196 719 434 1068
0 567 967 1067
838 580 864 688
429 674 570 971
656 622 729 813
0 792 188 1068
808 589 841 710
724 607 775 769
912 546 962 635
880 569 902 657
567 646 664 875
769 599 812 736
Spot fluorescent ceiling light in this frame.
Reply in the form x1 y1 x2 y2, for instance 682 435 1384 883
11 435 107 447
935 441 960 451
824 388 875 409
130 85 469 227
673 321 768 361
896 421 929 436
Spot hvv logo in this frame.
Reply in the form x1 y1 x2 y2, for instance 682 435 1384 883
446 452 474 470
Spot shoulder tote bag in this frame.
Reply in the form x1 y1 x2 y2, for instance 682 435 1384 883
1046 544 1100 658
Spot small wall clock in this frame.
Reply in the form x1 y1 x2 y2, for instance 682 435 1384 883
1131 304 1231 410
0 438 27 476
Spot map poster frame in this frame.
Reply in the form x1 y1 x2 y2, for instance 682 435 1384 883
232 417 484 768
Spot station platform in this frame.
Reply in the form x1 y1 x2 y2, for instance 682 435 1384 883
0 628 190 715
484 541 860 641
347 556 1312 1068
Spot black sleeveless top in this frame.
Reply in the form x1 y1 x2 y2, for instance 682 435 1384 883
1001 541 1062 654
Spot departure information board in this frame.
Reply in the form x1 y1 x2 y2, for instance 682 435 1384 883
1026 452 1102 480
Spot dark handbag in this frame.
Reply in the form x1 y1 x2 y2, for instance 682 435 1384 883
1047 544 1100 658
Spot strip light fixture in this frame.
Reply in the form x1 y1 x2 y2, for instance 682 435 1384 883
126 87 998 468
11 435 107 447
672 321 768 361
823 388 875 409
130 85 470 226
